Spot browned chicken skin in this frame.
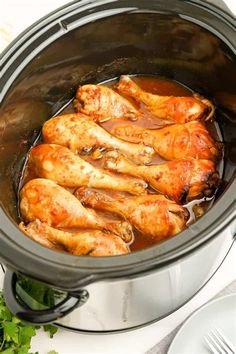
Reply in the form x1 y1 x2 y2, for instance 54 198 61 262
20 178 133 242
29 144 147 195
19 221 65 251
117 75 214 123
19 220 129 256
75 188 188 242
74 84 140 122
103 151 220 203
42 113 154 164
112 121 221 161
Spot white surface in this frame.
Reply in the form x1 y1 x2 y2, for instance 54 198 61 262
0 1 236 353
168 293 236 354
224 0 236 13
0 0 69 48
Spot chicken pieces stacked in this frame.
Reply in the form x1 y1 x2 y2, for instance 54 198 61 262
19 75 221 257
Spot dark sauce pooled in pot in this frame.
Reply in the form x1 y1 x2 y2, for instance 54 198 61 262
20 75 224 252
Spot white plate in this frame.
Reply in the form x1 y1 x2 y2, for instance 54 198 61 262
168 293 236 354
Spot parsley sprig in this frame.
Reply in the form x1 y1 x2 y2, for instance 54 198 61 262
0 291 58 354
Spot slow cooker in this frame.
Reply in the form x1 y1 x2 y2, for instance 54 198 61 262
0 0 235 332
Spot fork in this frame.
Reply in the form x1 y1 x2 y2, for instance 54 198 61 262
204 328 236 354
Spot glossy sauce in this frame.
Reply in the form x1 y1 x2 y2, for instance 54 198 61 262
21 75 224 252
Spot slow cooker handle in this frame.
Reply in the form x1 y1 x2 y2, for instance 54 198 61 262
3 270 89 324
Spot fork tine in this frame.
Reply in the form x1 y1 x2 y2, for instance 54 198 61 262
208 331 228 354
214 328 236 354
204 335 219 354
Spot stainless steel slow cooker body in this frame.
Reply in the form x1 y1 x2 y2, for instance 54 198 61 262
0 0 235 331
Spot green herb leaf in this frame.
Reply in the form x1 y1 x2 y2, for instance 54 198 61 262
1 348 15 354
0 306 12 321
19 325 36 345
3 321 19 344
17 344 32 354
0 291 58 353
43 324 58 338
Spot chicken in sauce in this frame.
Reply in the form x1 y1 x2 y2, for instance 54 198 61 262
103 151 219 204
18 75 222 256
20 178 133 242
29 144 147 195
117 75 214 124
20 220 129 256
42 113 154 164
75 188 188 242
74 84 140 122
112 121 221 161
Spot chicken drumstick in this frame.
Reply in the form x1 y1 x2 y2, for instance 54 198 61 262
19 220 129 256
42 113 154 164
112 121 221 161
29 144 147 195
103 151 220 203
74 84 140 122
20 178 133 242
75 188 188 242
117 75 214 123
